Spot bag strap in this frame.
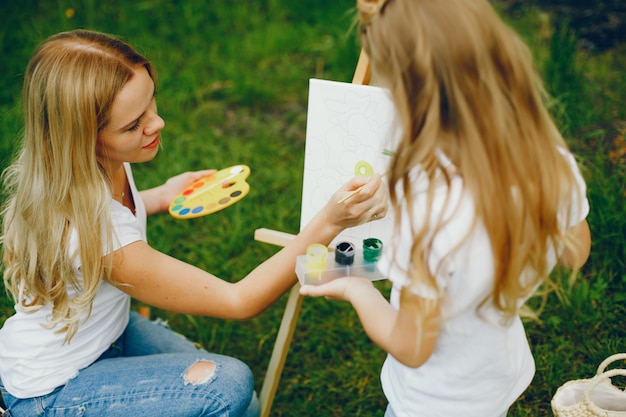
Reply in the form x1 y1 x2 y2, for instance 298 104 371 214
585 368 626 416
597 353 626 375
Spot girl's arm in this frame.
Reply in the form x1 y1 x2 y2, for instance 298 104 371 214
299 277 440 368
559 219 591 269
139 170 216 216
109 175 388 319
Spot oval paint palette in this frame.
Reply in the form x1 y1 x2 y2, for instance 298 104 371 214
169 165 251 219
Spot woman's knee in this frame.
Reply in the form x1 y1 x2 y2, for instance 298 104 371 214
183 359 217 385
181 355 254 387
187 355 256 415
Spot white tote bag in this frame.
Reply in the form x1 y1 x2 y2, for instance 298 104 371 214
552 353 626 417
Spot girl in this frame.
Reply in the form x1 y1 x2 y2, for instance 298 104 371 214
0 29 387 417
300 0 591 416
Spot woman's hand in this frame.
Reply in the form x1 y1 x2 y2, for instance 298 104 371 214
159 170 216 209
140 169 216 215
317 174 389 231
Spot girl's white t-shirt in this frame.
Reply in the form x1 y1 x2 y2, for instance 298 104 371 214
0 163 147 398
377 150 589 417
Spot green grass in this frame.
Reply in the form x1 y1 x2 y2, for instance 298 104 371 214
1 1 625 416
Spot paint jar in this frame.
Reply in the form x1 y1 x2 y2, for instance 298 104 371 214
363 238 383 262
305 244 328 271
335 241 355 265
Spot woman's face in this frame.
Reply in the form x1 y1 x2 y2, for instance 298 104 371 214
97 66 165 171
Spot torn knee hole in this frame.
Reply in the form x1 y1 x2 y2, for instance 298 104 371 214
183 360 216 385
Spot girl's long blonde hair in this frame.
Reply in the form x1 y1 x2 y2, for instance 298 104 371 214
357 0 581 320
1 30 155 342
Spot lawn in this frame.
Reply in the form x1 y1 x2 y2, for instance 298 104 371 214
1 1 624 416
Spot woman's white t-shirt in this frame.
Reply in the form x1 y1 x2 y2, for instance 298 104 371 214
0 163 146 398
377 151 589 417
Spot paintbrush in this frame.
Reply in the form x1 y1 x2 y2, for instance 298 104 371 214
337 187 362 205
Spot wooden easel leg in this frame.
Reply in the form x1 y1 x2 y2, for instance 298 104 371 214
259 284 304 417
254 228 300 417
352 49 371 85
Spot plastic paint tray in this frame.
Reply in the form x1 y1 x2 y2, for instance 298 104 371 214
295 251 385 286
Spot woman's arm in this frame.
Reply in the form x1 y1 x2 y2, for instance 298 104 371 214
299 277 440 368
110 174 388 319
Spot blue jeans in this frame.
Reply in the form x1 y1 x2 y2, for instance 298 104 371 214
0 312 260 417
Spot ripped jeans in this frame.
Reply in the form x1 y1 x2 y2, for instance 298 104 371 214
0 312 260 417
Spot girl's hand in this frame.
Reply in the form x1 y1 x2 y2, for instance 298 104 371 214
299 276 376 303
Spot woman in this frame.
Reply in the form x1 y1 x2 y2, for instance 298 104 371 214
0 29 387 416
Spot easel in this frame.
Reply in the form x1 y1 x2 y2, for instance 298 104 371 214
254 49 371 417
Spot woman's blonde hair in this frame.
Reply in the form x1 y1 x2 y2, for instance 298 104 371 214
1 30 155 342
357 0 581 320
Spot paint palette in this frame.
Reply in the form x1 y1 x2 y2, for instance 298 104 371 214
169 165 251 219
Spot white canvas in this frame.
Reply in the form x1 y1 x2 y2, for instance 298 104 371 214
300 78 398 248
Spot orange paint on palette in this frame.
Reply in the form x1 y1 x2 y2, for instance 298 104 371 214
169 165 251 219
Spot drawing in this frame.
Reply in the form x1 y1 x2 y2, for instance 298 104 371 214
300 78 398 247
